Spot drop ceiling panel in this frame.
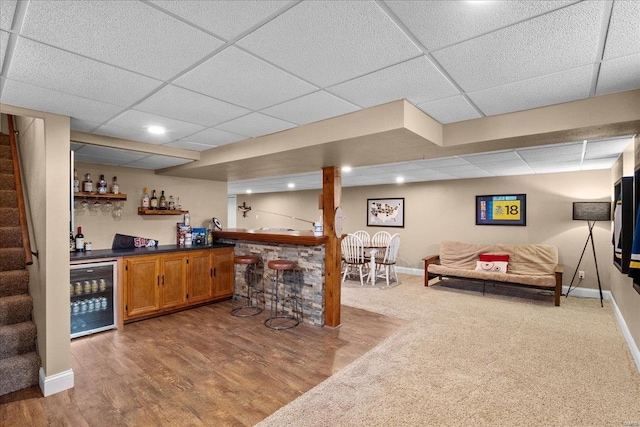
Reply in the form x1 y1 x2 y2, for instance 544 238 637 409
149 0 291 40
584 137 632 158
134 85 250 127
73 144 149 163
417 95 482 124
8 38 162 107
327 56 458 108
459 151 523 164
582 158 620 170
71 118 101 133
105 110 205 142
1 30 9 72
237 1 422 87
416 157 470 168
124 155 192 170
0 0 16 31
1 78 124 124
178 127 247 147
528 161 581 173
468 64 593 116
261 91 359 125
73 153 124 166
602 1 640 60
518 143 583 160
433 1 605 92
163 140 217 151
444 169 494 179
20 0 224 80
175 47 316 110
93 124 173 145
215 112 295 138
386 0 576 52
595 53 640 96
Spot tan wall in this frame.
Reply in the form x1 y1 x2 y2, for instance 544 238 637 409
14 112 71 377
237 169 612 292
74 162 228 249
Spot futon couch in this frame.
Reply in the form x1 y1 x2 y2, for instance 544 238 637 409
423 241 564 306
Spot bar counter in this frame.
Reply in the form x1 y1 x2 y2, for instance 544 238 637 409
213 228 327 326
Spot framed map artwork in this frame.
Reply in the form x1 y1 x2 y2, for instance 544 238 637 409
367 198 404 227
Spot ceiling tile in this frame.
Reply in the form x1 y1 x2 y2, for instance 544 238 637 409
386 0 576 51
70 142 83 151
0 0 16 31
163 140 218 151
174 46 316 110
460 151 523 164
134 84 250 127
528 161 581 173
522 153 582 164
582 158 620 170
149 0 291 40
104 110 205 143
584 136 633 159
518 142 583 159
327 56 459 108
261 91 360 125
123 155 192 170
417 95 482 124
237 1 422 87
596 53 640 96
73 153 123 166
73 144 149 163
468 64 593 116
71 118 101 133
178 127 248 147
1 78 124 123
1 30 9 72
215 112 295 138
433 1 605 92
416 157 470 168
602 1 640 60
94 124 173 145
20 0 223 80
8 37 162 106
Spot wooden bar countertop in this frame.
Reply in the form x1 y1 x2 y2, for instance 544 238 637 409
212 228 327 246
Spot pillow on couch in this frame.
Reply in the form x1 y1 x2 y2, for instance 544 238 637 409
476 253 509 273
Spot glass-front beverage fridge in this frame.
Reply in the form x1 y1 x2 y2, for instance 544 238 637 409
69 260 117 339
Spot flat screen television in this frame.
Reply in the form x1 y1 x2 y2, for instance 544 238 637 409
476 194 526 226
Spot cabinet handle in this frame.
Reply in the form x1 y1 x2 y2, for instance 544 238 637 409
210 267 213 278
157 275 160 286
212 267 216 277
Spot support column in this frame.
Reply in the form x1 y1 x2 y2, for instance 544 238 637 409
323 166 341 327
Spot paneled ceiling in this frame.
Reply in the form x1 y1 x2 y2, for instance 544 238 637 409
1 1 639 194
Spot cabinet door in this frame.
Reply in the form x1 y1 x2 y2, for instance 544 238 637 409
188 251 214 304
160 253 188 310
124 255 161 319
212 248 234 298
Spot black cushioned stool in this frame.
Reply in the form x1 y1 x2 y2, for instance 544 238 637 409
231 255 263 317
264 259 301 330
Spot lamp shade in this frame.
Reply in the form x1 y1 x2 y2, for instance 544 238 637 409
572 202 611 221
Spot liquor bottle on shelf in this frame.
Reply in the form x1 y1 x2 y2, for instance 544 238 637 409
82 173 93 193
73 169 79 193
69 232 75 252
141 187 150 208
150 190 158 210
159 190 167 210
97 175 107 194
168 195 175 210
111 176 119 194
75 227 85 252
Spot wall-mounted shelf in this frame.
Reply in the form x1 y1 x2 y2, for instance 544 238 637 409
138 208 188 216
74 192 127 201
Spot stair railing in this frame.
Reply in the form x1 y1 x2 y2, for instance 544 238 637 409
7 114 35 265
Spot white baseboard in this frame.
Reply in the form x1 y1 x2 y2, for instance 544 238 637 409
563 285 612 300
395 266 423 276
39 367 74 397
609 295 640 373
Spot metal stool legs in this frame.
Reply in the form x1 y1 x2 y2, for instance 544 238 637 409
264 260 301 330
231 256 264 317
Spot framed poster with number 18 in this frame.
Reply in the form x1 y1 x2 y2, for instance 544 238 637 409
476 194 526 226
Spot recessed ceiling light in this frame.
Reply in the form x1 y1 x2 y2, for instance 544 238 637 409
396 176 405 183
287 183 295 188
341 166 352 173
147 126 166 135
246 189 252 194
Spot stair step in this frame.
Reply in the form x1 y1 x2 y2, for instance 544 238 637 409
0 321 37 360
0 134 9 146
0 174 15 191
0 270 29 298
0 145 10 160
0 248 25 272
0 208 20 227
0 294 32 327
0 159 12 174
0 226 22 248
0 190 18 208
0 351 40 396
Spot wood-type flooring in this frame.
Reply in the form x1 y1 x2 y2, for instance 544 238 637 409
0 301 404 426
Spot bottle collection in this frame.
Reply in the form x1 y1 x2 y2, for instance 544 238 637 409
74 170 120 195
74 170 124 221
142 187 180 211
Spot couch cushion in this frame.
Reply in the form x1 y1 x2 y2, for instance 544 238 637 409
428 264 557 288
439 241 493 270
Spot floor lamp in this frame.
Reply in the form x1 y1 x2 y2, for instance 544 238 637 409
568 202 611 307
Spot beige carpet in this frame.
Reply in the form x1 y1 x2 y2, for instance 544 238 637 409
258 275 640 426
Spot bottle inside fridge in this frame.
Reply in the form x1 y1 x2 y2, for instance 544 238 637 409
69 260 117 339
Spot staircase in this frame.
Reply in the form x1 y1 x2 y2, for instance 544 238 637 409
0 132 40 396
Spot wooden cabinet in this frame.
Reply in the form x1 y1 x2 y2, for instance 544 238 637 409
123 247 233 322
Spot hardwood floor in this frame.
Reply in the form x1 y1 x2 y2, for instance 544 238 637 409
0 301 404 426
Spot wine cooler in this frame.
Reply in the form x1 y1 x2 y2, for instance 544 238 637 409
69 260 118 339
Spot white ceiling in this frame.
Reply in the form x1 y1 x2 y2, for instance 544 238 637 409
1 0 639 191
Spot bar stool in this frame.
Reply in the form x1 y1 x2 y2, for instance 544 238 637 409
231 255 263 317
264 259 301 330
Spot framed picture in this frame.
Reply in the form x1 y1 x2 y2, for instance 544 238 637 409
367 198 404 227
476 194 526 226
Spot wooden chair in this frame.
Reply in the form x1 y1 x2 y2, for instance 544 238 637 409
370 231 391 248
353 230 370 246
375 233 400 286
341 234 368 286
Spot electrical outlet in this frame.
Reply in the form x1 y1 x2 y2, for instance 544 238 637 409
579 271 585 279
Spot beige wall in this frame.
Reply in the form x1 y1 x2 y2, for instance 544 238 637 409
14 112 71 378
74 162 228 249
237 169 612 292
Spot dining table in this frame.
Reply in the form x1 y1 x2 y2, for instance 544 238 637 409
363 244 386 285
